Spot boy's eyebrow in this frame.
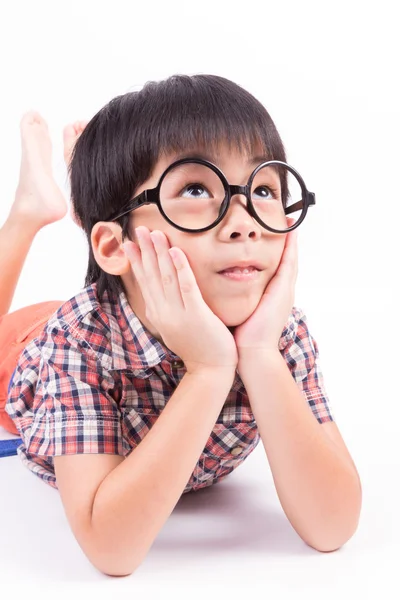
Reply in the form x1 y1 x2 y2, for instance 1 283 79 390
172 151 271 166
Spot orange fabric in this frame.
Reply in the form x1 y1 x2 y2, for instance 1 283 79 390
0 301 64 435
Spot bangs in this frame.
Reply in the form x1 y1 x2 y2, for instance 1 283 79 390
129 74 285 168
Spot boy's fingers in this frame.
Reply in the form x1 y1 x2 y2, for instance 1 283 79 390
136 229 165 303
168 248 204 309
280 220 298 273
288 229 298 277
123 241 157 317
124 231 205 322
151 232 184 310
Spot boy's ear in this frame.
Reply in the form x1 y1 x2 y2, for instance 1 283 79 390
91 221 132 275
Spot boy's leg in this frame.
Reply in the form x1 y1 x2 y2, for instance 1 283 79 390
0 112 85 317
0 218 43 318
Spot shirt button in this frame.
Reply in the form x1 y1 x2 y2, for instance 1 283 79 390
171 359 185 369
230 446 244 456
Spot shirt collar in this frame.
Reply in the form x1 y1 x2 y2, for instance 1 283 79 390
91 284 297 377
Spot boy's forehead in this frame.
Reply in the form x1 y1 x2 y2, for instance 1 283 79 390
160 143 271 170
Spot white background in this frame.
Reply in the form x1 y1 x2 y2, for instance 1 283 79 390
0 0 399 597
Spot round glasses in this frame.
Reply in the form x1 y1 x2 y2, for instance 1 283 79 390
107 157 316 234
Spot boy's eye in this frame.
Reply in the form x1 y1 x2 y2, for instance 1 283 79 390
178 184 280 201
252 185 278 200
180 183 211 199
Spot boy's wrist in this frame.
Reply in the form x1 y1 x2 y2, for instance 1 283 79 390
237 348 282 377
185 364 237 380
238 346 281 362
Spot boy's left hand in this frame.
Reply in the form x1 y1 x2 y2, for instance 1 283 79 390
233 218 298 357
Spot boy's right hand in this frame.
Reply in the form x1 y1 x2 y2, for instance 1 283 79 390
122 227 238 376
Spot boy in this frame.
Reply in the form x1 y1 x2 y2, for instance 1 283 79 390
1 74 361 577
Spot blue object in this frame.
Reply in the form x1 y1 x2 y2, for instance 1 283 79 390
0 438 23 458
8 367 16 394
0 369 22 456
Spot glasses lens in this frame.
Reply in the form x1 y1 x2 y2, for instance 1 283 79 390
159 162 226 230
250 164 305 231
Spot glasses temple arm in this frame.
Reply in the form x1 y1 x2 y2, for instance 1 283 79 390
285 192 315 215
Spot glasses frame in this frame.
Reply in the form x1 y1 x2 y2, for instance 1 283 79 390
107 157 316 234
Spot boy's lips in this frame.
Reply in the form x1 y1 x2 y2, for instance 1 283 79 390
217 269 261 282
217 260 264 273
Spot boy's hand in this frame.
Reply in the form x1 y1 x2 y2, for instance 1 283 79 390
123 227 238 376
233 218 298 358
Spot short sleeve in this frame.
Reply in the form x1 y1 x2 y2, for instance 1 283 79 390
279 308 334 424
8 318 128 459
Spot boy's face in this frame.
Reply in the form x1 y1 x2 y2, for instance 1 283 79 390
102 145 288 340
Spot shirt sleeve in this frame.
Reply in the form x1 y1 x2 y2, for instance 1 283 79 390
279 307 334 424
8 318 128 459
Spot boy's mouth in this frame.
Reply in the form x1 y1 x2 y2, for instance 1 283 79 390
217 260 264 274
218 266 260 274
217 267 262 281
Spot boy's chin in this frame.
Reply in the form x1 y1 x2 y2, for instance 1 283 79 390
215 306 257 329
205 293 262 329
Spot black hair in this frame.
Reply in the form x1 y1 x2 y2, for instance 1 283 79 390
69 73 287 301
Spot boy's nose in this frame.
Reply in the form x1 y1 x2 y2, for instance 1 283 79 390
226 187 252 215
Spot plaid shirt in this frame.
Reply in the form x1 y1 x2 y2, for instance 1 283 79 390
5 283 334 492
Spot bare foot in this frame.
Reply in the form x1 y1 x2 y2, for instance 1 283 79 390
9 111 68 230
63 120 88 167
63 120 88 228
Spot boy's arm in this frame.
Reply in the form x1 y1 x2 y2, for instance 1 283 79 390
74 367 234 576
237 348 362 553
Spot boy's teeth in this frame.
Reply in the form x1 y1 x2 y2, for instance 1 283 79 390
223 267 256 274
